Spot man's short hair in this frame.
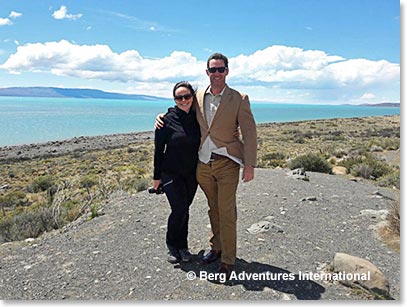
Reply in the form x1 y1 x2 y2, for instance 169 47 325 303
207 53 229 68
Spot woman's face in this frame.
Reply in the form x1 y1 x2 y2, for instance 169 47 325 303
174 86 193 113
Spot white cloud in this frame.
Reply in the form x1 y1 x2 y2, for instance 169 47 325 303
0 18 12 26
0 40 203 82
9 11 22 19
360 93 376 100
0 41 400 104
0 11 22 26
52 6 82 20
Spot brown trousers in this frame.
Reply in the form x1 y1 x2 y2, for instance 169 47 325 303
196 157 240 265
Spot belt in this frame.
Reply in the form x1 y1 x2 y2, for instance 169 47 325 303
209 153 227 162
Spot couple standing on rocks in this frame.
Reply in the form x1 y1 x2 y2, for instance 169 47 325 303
152 52 257 279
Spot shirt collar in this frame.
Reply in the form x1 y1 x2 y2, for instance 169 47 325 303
205 85 227 96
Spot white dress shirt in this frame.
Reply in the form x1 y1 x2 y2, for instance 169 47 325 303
198 86 243 166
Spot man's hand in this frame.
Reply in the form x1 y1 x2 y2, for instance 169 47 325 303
242 165 254 182
154 113 165 130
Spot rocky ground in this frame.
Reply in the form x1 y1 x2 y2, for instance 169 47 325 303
0 168 399 300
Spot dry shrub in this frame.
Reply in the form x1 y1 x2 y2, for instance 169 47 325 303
387 199 400 236
0 207 58 242
376 199 400 252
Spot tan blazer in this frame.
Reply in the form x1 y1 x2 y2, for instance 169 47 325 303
195 85 257 166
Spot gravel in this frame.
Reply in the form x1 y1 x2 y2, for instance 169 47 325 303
0 168 399 300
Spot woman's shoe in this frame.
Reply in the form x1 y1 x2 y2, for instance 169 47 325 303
167 248 181 264
179 249 193 262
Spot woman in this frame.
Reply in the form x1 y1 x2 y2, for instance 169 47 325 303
153 81 201 263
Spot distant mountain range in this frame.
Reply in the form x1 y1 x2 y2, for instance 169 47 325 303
357 102 400 107
0 87 400 107
0 87 169 101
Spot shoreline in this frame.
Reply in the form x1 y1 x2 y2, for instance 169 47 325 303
0 114 399 162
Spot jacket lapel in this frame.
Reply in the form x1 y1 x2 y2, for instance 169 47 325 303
197 87 209 129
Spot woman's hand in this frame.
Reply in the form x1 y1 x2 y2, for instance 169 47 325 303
233 126 241 138
153 179 161 190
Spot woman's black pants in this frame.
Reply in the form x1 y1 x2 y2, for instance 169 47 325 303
161 172 198 250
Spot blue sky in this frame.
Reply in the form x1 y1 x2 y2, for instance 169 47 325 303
0 0 401 104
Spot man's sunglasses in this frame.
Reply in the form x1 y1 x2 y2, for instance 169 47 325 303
208 66 227 73
174 94 193 101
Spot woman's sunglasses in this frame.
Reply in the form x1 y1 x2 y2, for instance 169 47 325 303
174 94 193 101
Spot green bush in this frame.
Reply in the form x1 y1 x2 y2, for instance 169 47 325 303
348 156 392 180
294 137 305 144
0 206 58 242
338 156 364 171
0 191 28 208
27 175 56 193
122 177 150 192
288 153 332 173
260 152 287 168
333 149 347 159
264 152 286 160
80 175 98 189
377 171 400 189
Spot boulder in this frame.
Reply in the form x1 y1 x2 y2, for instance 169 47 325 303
247 221 284 234
287 168 309 181
332 166 347 175
331 252 390 297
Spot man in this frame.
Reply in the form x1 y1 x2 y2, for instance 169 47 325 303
156 53 257 277
196 53 257 277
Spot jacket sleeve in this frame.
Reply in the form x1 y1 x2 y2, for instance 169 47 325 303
238 95 257 167
153 119 168 180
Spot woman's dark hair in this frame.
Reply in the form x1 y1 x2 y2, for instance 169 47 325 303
173 81 196 97
207 53 229 68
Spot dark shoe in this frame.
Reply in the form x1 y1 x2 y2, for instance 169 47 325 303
179 248 193 262
167 248 180 264
218 262 234 280
202 250 221 264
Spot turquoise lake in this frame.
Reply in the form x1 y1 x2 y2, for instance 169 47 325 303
0 97 400 146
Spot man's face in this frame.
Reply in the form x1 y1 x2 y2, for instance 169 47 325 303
206 59 228 88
